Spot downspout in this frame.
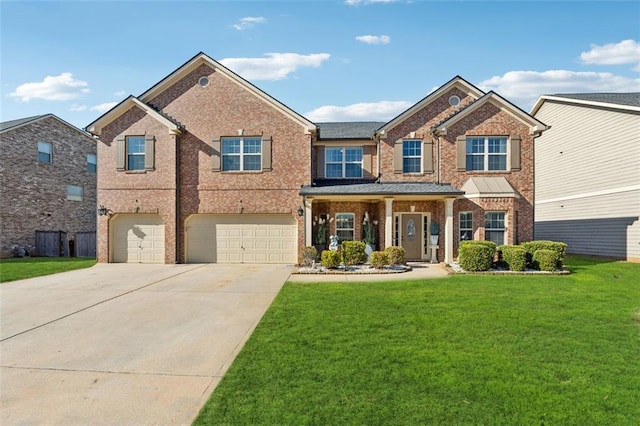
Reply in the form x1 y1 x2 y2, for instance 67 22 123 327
431 129 441 185
175 131 181 263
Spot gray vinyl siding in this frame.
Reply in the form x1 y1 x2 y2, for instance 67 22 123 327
534 100 640 261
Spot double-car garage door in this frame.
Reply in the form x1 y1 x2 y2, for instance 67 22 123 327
186 214 297 263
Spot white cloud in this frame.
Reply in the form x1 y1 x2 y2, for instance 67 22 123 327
356 35 391 45
70 104 87 112
305 101 412 122
113 89 126 97
580 39 640 66
345 0 399 5
90 102 117 113
9 72 89 102
233 16 266 30
479 70 640 111
220 53 330 81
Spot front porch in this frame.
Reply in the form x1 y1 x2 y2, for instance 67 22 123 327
300 182 464 263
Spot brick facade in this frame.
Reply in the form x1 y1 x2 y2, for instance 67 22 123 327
0 115 97 257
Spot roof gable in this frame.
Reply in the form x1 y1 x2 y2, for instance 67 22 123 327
377 76 485 135
1 113 94 139
531 93 640 115
435 91 549 136
86 96 182 136
138 52 316 133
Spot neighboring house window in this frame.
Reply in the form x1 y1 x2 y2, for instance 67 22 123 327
67 185 83 201
459 212 473 242
38 142 52 163
126 136 146 171
336 213 355 242
87 154 97 173
485 211 505 245
466 137 507 171
222 137 262 171
325 147 363 178
403 140 422 173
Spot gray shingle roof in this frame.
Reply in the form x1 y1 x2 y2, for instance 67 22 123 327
0 114 48 132
300 181 463 196
317 122 385 139
551 93 640 107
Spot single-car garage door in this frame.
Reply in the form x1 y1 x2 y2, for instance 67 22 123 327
186 214 297 263
111 214 165 263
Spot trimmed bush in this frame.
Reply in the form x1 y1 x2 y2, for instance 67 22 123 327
384 246 406 265
341 240 367 265
302 246 318 266
458 241 495 272
321 250 342 269
498 245 527 271
521 240 567 267
533 249 559 272
370 251 389 269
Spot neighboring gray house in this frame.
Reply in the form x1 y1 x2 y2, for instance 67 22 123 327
0 114 97 257
531 93 640 262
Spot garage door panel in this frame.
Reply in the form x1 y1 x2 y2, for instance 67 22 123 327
186 215 296 264
112 215 165 264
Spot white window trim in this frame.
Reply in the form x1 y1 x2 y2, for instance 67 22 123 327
335 212 355 241
222 136 262 172
325 147 363 178
402 139 422 174
466 136 508 172
38 141 52 163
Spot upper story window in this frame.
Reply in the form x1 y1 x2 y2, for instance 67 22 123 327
336 213 355 241
126 136 146 170
325 147 363 178
485 211 506 245
402 140 422 173
222 137 262 171
466 137 507 171
459 212 473 242
67 185 83 201
38 142 52 163
87 154 97 173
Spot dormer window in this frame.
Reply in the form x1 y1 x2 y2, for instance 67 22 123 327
325 147 363 178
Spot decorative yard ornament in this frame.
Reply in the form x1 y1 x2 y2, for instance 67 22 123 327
329 235 339 251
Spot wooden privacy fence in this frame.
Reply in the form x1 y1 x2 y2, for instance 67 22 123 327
35 231 68 257
75 232 97 258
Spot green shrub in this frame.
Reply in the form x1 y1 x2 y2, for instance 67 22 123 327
321 250 342 269
370 251 389 269
533 249 559 272
302 246 318 266
384 246 406 265
521 240 567 267
498 245 527 271
341 240 367 265
458 241 494 271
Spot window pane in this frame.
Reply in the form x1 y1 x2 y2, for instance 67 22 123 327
38 152 51 163
127 155 145 170
336 230 353 242
67 185 83 201
485 212 505 229
345 163 362 177
325 148 343 162
403 158 421 173
467 138 484 154
243 154 261 171
38 142 52 163
460 230 473 241
488 155 507 171
485 230 504 245
223 155 240 171
222 139 240 154
488 137 507 153
345 148 362 162
466 155 484 171
336 213 354 229
127 137 145 154
87 154 97 172
325 164 342 178
243 138 262 154
403 140 421 156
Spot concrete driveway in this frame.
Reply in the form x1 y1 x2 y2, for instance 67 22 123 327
1 263 293 425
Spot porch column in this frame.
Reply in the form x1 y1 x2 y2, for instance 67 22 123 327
444 198 455 264
305 199 313 247
384 197 394 248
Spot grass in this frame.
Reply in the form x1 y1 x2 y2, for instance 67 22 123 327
0 256 97 283
195 256 640 425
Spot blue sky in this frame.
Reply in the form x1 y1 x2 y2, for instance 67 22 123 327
2 0 639 129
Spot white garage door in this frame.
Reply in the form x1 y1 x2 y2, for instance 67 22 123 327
186 214 297 263
112 214 165 263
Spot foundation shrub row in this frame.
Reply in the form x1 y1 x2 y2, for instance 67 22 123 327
457 240 567 272
307 243 407 269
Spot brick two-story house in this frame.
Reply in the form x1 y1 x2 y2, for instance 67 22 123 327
87 52 547 264
0 114 97 257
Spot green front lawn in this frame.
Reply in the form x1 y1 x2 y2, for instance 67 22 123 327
0 257 96 283
195 256 640 425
